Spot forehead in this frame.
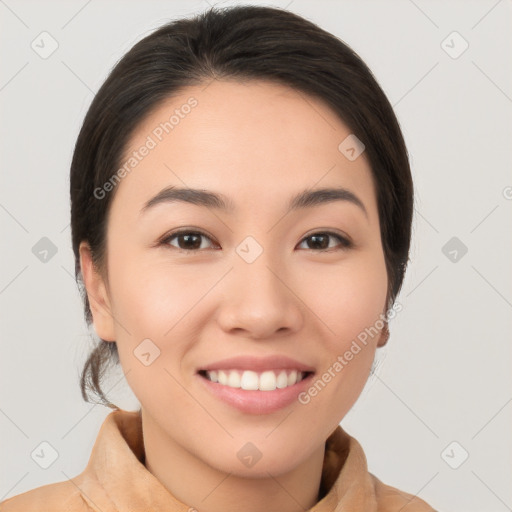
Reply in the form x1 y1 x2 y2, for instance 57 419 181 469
111 79 377 222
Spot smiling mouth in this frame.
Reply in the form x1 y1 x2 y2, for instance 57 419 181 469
197 369 315 391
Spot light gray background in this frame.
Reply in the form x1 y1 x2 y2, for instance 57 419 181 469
1 1 511 510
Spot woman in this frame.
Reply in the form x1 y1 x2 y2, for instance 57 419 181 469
1 5 437 511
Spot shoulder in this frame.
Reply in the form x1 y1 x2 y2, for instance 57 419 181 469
0 479 90 512
369 473 438 511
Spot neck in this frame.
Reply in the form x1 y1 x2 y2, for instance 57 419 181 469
141 409 326 512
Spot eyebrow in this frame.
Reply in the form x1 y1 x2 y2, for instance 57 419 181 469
139 185 368 218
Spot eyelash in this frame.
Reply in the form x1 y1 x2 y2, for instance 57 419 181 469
159 229 353 254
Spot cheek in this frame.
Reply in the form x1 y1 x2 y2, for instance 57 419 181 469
107 247 193 335
106 260 199 415
300 252 388 345
106 255 215 386
110 271 166 335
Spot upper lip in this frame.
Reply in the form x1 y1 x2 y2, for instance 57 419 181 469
197 355 316 373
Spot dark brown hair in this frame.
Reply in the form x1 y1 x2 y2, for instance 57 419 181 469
70 4 413 409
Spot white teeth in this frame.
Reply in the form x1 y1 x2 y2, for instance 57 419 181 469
276 370 288 389
287 370 297 387
204 369 308 391
240 370 259 390
228 371 241 388
218 370 228 385
259 370 277 391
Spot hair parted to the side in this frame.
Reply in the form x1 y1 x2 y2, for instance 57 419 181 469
70 4 413 409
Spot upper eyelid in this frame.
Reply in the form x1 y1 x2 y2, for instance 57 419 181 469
163 229 218 246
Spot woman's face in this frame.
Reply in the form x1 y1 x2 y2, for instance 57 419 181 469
81 79 388 476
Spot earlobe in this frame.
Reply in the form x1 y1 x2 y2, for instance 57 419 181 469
79 241 116 342
377 320 390 348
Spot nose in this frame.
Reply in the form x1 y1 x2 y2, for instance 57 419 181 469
216 251 304 339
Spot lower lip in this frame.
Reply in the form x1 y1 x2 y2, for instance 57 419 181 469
196 372 315 415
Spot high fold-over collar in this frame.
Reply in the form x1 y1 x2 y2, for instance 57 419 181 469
74 409 435 511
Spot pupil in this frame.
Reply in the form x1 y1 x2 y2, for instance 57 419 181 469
309 234 327 249
181 234 201 249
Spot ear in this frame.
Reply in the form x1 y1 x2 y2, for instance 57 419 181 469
79 241 116 342
377 320 389 348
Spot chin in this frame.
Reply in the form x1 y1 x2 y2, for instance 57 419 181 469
201 437 310 478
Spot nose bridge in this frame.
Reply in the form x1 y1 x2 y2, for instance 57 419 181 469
234 235 284 304
238 249 278 295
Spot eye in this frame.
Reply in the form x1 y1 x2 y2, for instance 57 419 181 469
297 231 353 252
161 229 218 252
160 229 352 253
